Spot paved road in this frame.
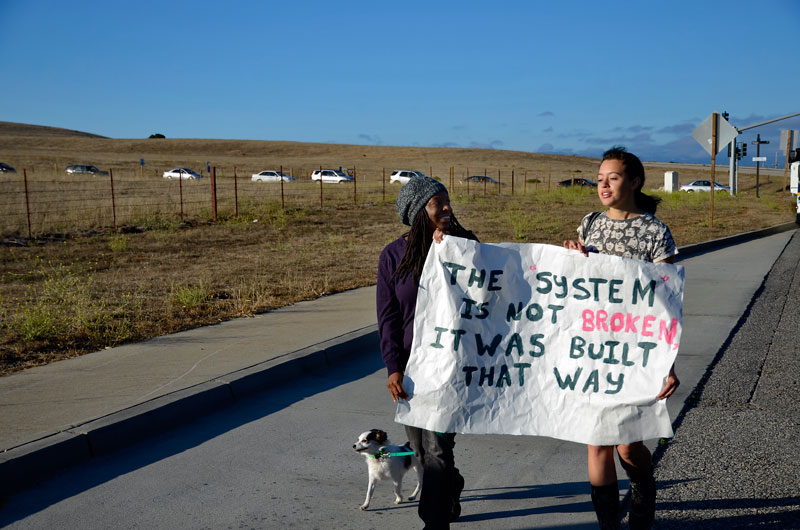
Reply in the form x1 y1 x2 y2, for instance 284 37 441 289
1 230 797 529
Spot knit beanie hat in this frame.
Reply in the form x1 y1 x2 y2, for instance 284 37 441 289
395 176 447 226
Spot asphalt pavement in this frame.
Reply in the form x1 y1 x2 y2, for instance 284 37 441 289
1 223 798 529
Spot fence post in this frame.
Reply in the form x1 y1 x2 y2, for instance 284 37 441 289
234 166 239 217
382 167 386 203
23 168 32 239
548 173 551 192
354 165 358 205
109 168 118 231
484 168 487 195
319 165 323 208
498 168 501 195
179 169 185 222
280 164 285 210
511 169 515 196
211 166 218 222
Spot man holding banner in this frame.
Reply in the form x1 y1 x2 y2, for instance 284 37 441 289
396 148 680 530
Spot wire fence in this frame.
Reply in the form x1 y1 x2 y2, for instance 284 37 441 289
1 165 578 238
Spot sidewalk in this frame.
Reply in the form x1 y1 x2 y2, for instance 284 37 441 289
651 229 800 528
1 223 797 499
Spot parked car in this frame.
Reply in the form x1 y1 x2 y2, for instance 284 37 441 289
389 169 428 184
0 162 16 173
251 170 295 182
465 175 505 185
310 169 354 183
163 167 203 180
679 180 731 192
556 177 596 187
66 164 109 176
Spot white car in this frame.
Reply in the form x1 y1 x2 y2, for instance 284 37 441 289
679 180 731 192
163 168 203 180
390 170 428 184
251 170 295 182
310 169 354 183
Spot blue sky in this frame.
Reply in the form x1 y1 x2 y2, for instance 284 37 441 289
1 0 798 164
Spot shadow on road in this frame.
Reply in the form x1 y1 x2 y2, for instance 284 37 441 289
0 351 385 525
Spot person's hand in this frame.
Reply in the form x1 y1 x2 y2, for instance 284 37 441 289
387 372 408 402
433 228 447 244
563 239 588 256
657 364 679 400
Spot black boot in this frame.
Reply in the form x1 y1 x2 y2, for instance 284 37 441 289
590 482 620 530
627 466 656 530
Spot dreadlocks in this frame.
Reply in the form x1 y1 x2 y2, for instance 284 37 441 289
394 208 470 280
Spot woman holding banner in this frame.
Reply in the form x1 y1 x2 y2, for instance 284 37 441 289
564 147 680 530
376 176 477 530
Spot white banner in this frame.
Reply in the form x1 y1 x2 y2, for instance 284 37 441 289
395 236 684 446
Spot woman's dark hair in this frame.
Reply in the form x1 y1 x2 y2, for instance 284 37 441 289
602 146 661 214
395 208 468 279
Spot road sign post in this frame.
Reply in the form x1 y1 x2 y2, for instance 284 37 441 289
752 135 770 198
783 131 794 206
693 112 735 227
692 112 737 204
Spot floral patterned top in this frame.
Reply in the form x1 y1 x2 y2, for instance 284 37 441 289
577 211 678 263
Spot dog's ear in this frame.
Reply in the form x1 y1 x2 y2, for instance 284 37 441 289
368 429 388 444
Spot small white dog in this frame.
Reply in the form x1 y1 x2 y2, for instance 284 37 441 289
352 429 423 511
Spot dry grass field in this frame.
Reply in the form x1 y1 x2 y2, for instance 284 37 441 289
0 121 796 374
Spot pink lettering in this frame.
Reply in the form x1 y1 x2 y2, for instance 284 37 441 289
659 318 678 344
625 313 640 333
642 315 655 337
610 312 625 332
582 310 595 332
596 310 609 332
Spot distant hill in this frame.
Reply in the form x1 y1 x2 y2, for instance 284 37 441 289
0 121 107 139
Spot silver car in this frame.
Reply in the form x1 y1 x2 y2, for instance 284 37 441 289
251 170 295 182
679 180 731 192
66 164 109 176
390 170 428 184
310 169 354 183
163 168 203 180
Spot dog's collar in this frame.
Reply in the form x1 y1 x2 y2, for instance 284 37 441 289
368 448 415 459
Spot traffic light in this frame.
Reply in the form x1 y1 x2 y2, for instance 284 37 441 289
741 143 747 157
735 147 742 161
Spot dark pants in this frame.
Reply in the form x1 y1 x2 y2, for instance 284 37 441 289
405 426 463 530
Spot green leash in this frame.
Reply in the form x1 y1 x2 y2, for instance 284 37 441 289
368 449 416 459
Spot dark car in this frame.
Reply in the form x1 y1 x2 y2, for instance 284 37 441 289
0 162 16 173
556 177 596 187
66 164 109 176
465 175 505 185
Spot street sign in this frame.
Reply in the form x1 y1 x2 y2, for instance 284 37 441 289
139 158 145 166
752 157 767 162
692 112 738 156
779 130 798 152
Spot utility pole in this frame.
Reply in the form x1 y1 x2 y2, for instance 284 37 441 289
752 134 770 198
722 112 736 195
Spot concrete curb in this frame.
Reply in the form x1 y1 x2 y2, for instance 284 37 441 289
675 221 798 261
0 324 378 497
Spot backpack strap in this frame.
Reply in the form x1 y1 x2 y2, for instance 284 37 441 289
584 211 602 241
